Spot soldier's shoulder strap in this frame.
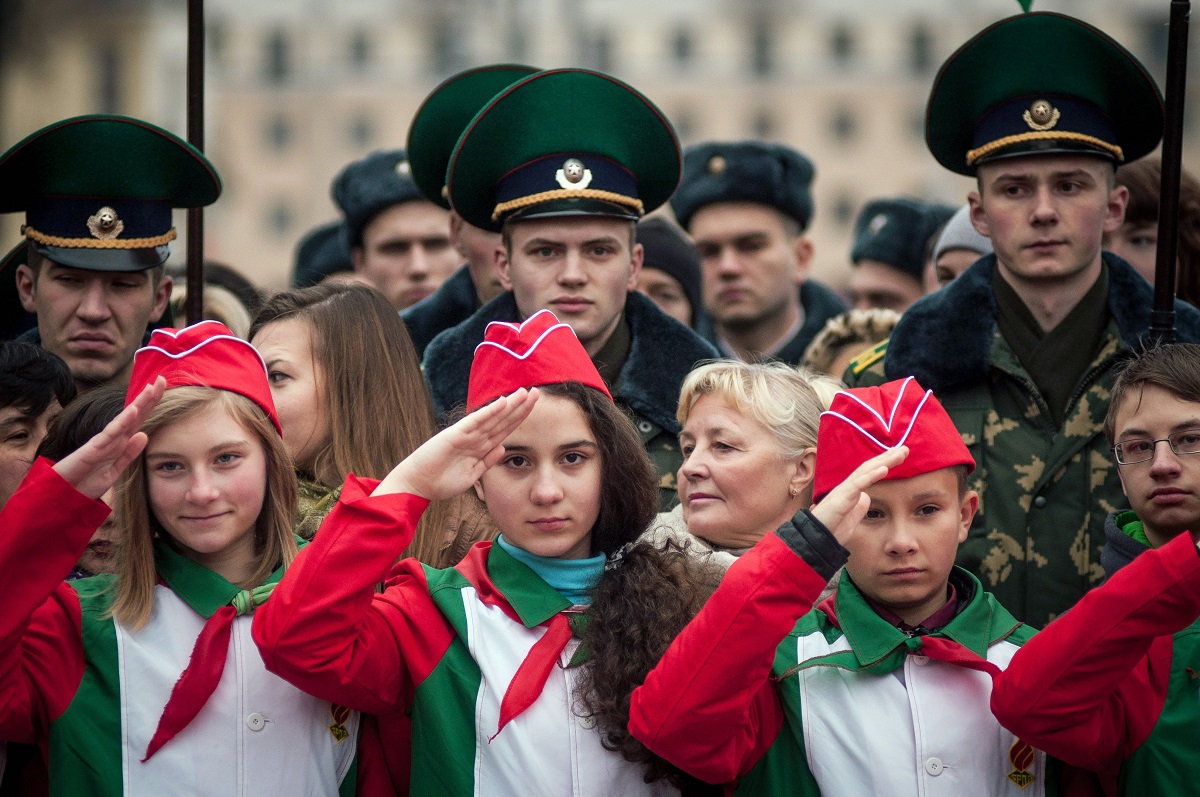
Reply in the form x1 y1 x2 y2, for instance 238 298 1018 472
848 338 889 376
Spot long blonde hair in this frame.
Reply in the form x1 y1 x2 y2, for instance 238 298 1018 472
111 387 298 630
249 283 452 563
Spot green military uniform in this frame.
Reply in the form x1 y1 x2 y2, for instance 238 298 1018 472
846 12 1199 627
422 68 718 509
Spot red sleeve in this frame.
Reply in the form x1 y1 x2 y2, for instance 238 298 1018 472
991 532 1200 774
0 459 108 742
253 475 457 715
628 533 832 784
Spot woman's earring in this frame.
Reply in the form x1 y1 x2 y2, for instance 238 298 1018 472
789 485 799 498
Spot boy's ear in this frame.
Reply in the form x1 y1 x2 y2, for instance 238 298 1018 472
473 480 486 504
957 490 980 543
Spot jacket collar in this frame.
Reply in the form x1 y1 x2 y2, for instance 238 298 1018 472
153 537 294 619
455 541 571 629
884 253 1200 391
806 568 1019 675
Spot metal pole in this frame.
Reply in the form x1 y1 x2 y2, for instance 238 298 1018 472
1150 0 1190 345
185 0 205 324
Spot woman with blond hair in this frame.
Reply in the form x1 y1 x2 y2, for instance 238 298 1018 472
577 360 839 793
249 283 459 563
0 321 360 795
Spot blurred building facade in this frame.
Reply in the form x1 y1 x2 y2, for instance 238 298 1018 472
1 0 1196 291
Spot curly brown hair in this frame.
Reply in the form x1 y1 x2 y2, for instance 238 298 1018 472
575 537 725 793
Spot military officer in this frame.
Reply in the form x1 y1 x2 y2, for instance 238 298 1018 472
400 64 539 357
845 11 1200 627
670 141 847 363
421 68 719 509
0 115 220 392
848 197 954 312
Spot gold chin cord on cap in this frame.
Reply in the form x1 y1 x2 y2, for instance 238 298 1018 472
22 225 177 249
491 188 644 221
965 132 1123 167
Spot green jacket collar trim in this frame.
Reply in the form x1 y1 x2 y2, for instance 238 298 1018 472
153 537 296 619
486 541 572 628
808 568 1014 674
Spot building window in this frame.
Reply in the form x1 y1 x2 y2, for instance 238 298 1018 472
1140 14 1170 64
430 17 467 76
267 202 293 237
265 114 291 153
349 30 372 72
750 16 774 77
590 30 614 73
96 42 121 114
673 107 696 141
830 106 858 143
208 20 226 66
830 22 855 68
348 115 374 149
909 24 933 74
672 27 694 68
831 191 856 227
752 109 775 139
264 29 291 84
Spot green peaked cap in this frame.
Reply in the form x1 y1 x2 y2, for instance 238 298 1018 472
0 114 220 212
447 68 681 233
926 12 1163 175
0 115 220 271
407 64 539 210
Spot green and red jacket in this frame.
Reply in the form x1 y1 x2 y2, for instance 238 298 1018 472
0 459 358 796
630 513 1048 796
254 475 676 796
992 527 1200 795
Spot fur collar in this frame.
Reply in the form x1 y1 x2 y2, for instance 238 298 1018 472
884 253 1200 390
422 290 718 432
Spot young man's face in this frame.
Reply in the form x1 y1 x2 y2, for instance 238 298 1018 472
16 260 170 390
0 399 63 508
353 199 459 310
688 202 807 333
842 468 977 627
969 154 1126 291
1112 383 1200 547
498 215 642 357
849 260 924 313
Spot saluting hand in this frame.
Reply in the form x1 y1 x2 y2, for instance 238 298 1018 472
372 388 539 501
53 377 166 500
810 446 908 547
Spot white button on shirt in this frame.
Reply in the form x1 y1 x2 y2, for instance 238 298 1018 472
246 712 266 731
924 757 944 776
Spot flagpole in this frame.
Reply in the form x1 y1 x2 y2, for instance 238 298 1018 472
1150 0 1190 344
185 0 206 323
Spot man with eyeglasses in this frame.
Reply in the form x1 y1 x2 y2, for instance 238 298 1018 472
991 343 1200 795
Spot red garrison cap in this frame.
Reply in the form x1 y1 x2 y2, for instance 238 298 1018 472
813 376 974 502
125 320 282 435
467 309 612 410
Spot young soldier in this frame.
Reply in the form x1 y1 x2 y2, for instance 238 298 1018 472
845 12 1200 627
333 148 459 311
0 115 220 391
670 141 847 363
992 343 1200 794
422 68 718 508
630 377 1048 795
848 197 954 312
401 64 538 357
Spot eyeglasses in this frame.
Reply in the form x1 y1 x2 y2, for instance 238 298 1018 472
1113 430 1200 465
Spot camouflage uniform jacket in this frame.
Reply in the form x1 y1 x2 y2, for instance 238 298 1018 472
423 290 720 510
845 253 1200 627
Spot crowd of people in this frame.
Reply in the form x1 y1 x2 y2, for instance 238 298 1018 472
2 8 1200 797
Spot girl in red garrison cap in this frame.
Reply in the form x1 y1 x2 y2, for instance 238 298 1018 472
0 320 362 796
254 310 694 796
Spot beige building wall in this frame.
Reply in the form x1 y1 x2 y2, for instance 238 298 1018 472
2 0 1197 293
